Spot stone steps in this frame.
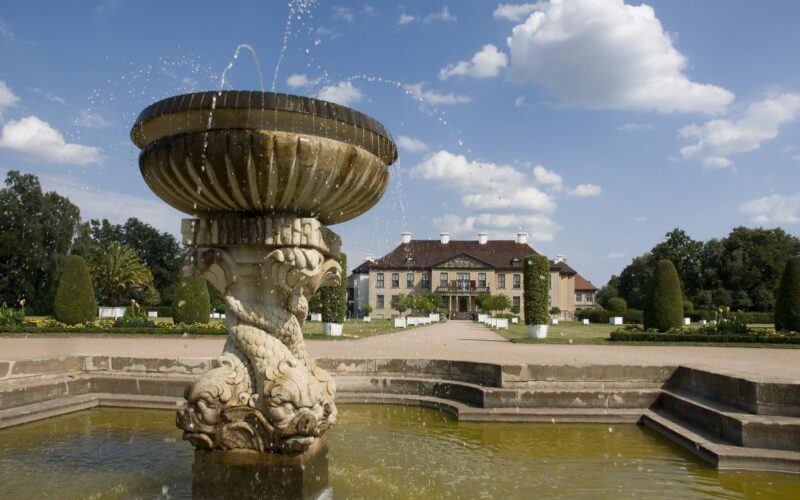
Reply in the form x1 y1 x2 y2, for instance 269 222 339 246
641 409 800 473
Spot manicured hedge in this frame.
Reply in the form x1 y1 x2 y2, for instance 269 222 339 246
691 310 774 324
775 256 800 332
0 326 225 335
53 255 97 325
321 252 347 323
643 259 683 332
607 298 627 314
610 331 800 344
523 254 550 325
173 277 211 324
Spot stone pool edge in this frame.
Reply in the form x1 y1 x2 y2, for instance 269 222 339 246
1 355 798 474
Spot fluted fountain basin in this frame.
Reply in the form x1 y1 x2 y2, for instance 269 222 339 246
131 91 398 225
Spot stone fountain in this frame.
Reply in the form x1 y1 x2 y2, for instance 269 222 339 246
131 91 396 494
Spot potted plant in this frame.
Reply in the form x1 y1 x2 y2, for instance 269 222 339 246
361 304 372 322
321 253 347 336
524 255 550 338
391 293 411 327
549 306 561 325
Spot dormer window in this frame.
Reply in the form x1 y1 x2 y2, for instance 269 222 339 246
406 257 415 265
511 258 521 267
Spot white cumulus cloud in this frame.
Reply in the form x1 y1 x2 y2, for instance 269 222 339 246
397 135 429 154
568 184 603 197
679 93 800 168
439 44 509 80
404 83 471 105
532 165 562 185
286 73 320 89
398 13 416 25
741 193 800 225
424 6 456 23
493 3 543 21
0 80 19 116
316 81 363 106
505 0 734 114
0 116 102 165
433 213 558 242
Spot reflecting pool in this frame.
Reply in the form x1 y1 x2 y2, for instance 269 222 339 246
0 405 797 499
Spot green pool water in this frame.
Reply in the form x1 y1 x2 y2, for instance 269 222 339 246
0 405 797 499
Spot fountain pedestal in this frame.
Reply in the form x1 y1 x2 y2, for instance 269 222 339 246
192 438 330 500
131 90 397 459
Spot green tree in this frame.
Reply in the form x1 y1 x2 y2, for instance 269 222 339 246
651 229 703 298
361 304 373 316
617 254 653 310
172 276 211 324
321 252 347 323
774 256 800 332
523 255 550 325
73 217 182 305
53 255 97 325
607 297 627 315
643 259 683 332
89 242 154 306
0 171 81 313
390 293 412 317
596 275 619 308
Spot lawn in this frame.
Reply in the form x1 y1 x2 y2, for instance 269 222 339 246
303 319 422 340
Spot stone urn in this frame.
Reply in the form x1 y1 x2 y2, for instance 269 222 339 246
131 91 397 454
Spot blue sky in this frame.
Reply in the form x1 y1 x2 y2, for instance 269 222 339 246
1 0 799 286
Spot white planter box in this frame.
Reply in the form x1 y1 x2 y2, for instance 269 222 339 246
99 306 126 319
211 312 220 319
710 320 718 325
407 317 418 326
429 313 440 322
511 317 519 324
478 314 488 323
490 318 498 328
684 317 691 326
147 311 158 318
363 316 371 322
220 314 226 320
610 316 623 325
394 317 406 328
582 319 590 325
322 322 343 336
527 324 549 339
496 319 509 330
310 313 322 322
551 318 559 325
700 320 707 325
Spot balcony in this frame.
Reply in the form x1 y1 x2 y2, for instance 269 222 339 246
436 280 490 295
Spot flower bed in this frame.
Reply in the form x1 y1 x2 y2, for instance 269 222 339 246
0 318 227 336
609 325 800 345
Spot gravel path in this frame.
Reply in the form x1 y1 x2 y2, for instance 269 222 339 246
2 321 798 382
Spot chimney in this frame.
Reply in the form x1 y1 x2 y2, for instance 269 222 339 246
440 232 450 244
478 232 488 245
364 254 374 262
401 232 412 244
516 232 529 244
555 254 566 263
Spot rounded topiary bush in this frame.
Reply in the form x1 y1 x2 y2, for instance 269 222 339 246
172 276 211 324
643 259 683 332
775 256 800 332
523 255 550 325
607 297 627 315
54 255 97 325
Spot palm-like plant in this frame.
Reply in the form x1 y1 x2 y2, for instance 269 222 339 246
89 242 154 306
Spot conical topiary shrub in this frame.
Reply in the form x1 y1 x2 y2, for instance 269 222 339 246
643 259 683 332
54 255 97 325
172 276 211 324
775 256 800 332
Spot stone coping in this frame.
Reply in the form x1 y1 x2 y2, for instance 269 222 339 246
2 354 799 473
